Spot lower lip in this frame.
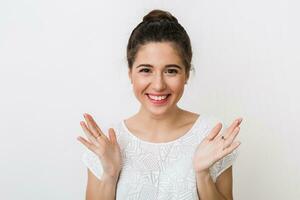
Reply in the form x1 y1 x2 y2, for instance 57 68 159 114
146 94 170 105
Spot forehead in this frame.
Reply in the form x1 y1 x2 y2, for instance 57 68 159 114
134 42 183 67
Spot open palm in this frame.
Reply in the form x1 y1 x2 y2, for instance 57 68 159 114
77 113 122 179
193 118 242 173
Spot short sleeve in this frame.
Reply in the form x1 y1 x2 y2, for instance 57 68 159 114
81 124 112 180
82 148 103 180
204 117 240 182
209 147 239 182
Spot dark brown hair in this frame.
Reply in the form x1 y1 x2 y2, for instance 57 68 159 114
126 9 193 78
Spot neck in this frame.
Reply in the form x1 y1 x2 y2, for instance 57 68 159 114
133 105 184 133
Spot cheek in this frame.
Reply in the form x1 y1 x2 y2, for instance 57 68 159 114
132 78 149 94
169 79 185 92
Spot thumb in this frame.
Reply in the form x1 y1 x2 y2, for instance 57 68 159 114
108 128 117 144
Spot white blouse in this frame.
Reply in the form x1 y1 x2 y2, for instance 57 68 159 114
82 114 239 200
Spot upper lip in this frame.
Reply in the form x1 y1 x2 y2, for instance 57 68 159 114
146 93 170 96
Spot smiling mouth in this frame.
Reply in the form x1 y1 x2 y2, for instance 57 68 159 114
145 94 171 105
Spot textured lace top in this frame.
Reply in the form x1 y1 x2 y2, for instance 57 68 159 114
82 114 239 200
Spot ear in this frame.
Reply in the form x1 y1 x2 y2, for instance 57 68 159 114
185 72 189 84
128 69 133 84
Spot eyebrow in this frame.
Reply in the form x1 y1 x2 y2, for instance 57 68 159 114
136 64 182 70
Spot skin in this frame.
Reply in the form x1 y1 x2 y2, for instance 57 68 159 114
77 41 242 200
126 42 197 141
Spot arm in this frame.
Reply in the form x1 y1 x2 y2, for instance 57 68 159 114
86 169 118 200
196 166 233 200
193 118 242 200
77 113 122 200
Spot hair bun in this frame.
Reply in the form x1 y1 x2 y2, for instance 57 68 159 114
143 9 178 23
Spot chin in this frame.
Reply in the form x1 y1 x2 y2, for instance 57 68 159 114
145 102 177 116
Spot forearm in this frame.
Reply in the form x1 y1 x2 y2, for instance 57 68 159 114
86 175 118 200
196 171 226 200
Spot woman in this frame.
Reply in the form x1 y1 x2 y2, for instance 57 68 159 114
77 9 242 200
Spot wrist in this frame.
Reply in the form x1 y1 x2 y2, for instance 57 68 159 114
196 169 211 180
101 173 119 185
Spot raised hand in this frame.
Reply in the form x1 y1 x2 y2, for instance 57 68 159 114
193 118 243 173
77 113 122 180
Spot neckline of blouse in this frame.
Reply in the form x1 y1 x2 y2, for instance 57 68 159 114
121 114 204 146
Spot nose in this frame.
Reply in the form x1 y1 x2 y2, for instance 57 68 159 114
151 73 167 91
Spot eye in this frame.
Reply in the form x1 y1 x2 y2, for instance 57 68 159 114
166 69 178 74
139 68 151 73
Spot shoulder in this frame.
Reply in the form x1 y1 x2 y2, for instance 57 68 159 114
106 120 131 147
100 120 123 135
180 110 225 126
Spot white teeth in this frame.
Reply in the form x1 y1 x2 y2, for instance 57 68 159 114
148 95 168 101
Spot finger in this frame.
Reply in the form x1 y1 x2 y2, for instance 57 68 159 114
84 113 104 134
223 117 243 138
77 136 97 152
215 122 228 140
108 128 117 144
222 141 241 156
84 113 109 143
83 113 101 137
206 122 222 140
80 121 101 146
223 126 240 149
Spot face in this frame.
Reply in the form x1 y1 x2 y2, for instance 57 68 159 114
128 42 188 116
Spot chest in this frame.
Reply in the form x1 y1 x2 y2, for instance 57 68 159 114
115 137 201 200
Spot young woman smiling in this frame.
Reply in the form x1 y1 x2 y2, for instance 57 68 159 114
78 9 242 200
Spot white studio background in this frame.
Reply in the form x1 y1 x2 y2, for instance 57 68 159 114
0 0 299 199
